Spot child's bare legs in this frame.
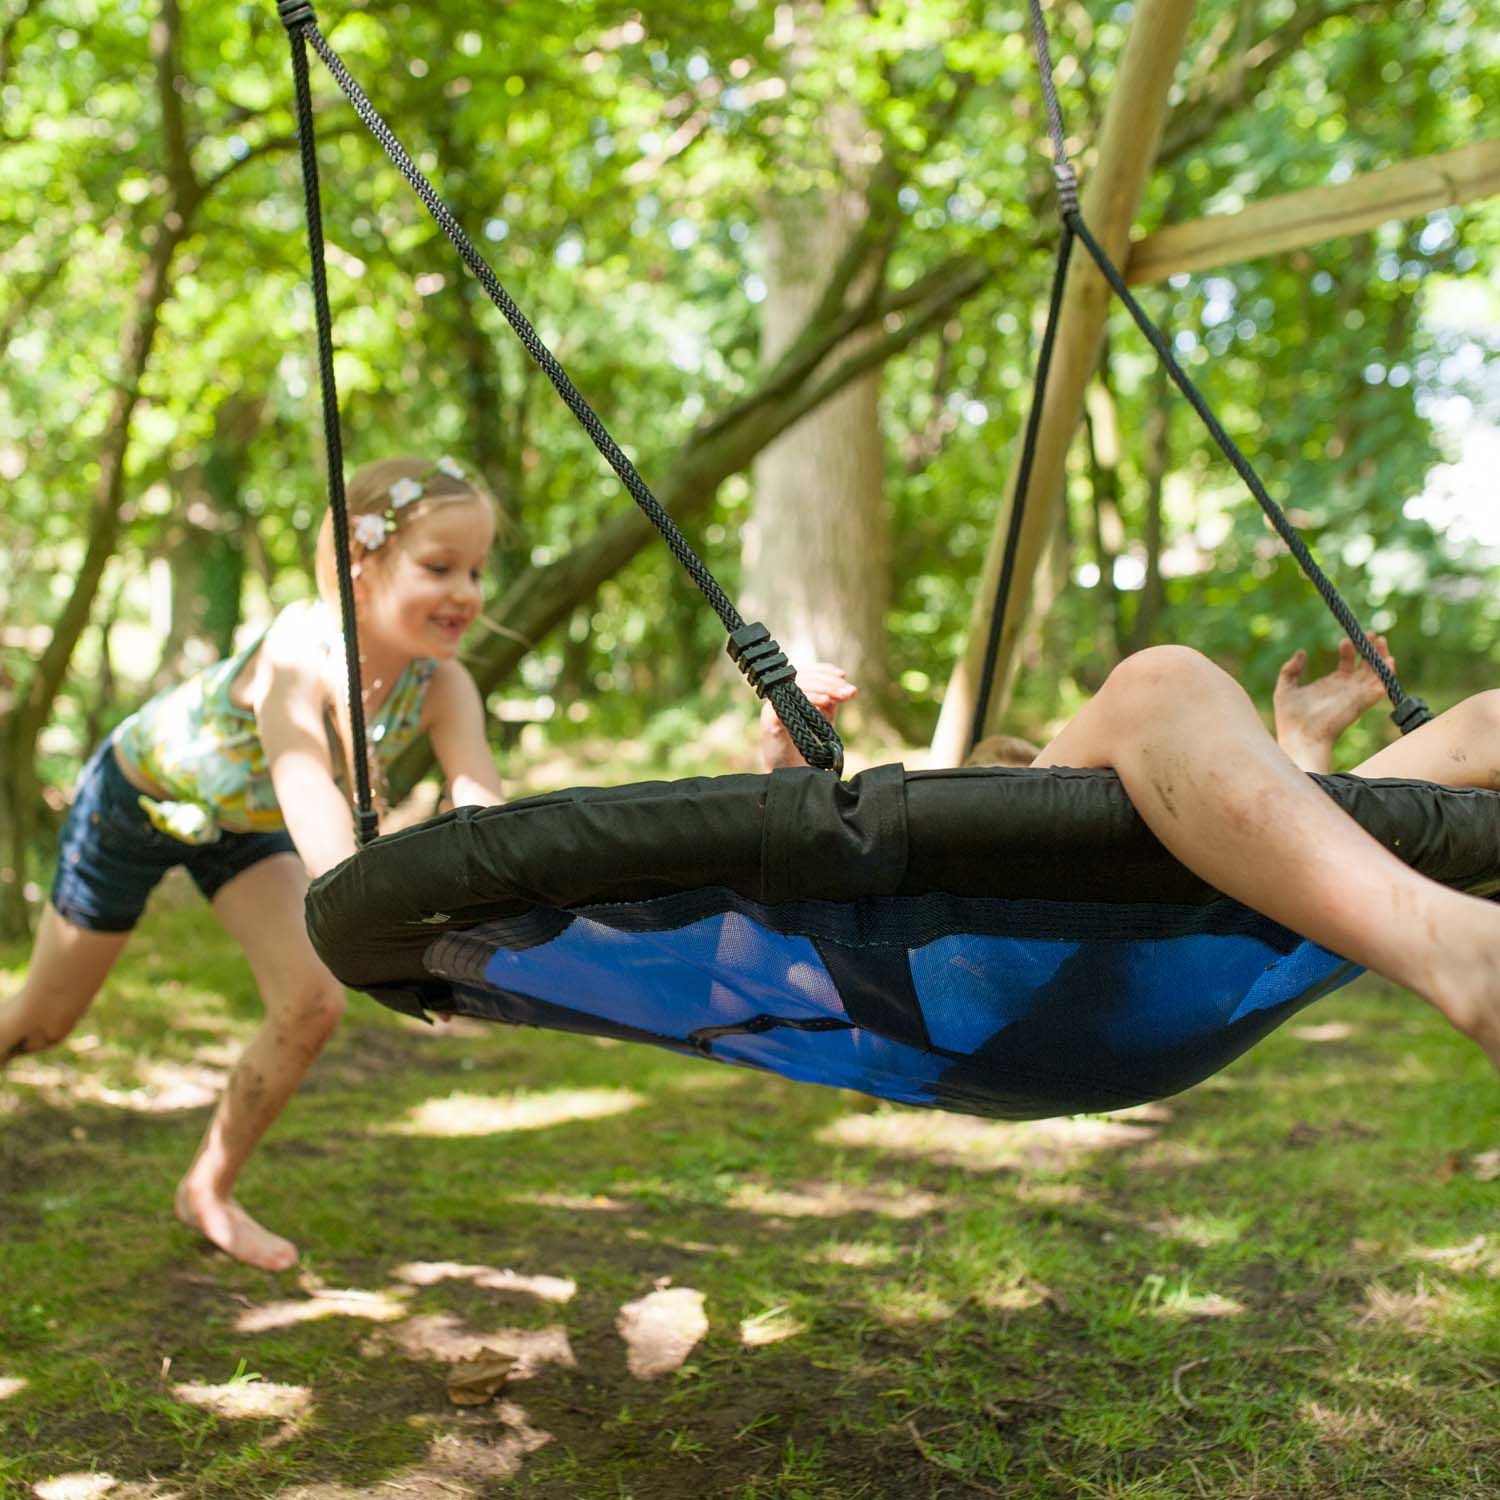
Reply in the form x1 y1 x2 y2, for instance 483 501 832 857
176 853 346 1273
0 904 130 1064
1350 690 1500 790
1033 647 1500 1068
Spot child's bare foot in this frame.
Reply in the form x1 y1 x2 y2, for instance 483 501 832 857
1418 901 1500 1079
174 1179 298 1272
1274 638 1393 771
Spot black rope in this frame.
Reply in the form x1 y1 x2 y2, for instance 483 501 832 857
1014 0 1430 734
279 1 380 843
283 11 842 774
969 220 1076 753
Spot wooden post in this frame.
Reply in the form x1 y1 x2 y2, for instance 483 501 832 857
929 0 1198 768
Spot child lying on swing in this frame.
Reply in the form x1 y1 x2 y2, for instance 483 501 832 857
762 639 1500 1077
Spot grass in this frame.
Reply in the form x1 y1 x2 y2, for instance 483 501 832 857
4 882 1500 1499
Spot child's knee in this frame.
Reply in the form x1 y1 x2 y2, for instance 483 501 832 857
1103 645 1219 701
1 1001 77 1059
303 982 347 1039
1459 689 1500 741
1 970 104 1055
279 979 347 1044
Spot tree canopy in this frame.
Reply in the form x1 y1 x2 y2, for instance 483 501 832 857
2 0 1496 929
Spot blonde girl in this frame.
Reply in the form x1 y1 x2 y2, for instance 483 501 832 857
1 457 505 1271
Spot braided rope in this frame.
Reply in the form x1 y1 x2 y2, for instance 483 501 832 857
293 17 843 772
280 9 380 843
1019 0 1430 732
969 220 1076 752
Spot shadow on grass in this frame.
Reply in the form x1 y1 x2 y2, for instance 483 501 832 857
6 909 1500 1498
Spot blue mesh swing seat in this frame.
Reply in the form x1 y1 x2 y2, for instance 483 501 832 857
277 4 1500 1121
305 764 1500 1120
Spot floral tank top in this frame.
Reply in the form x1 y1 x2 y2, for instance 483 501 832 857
113 599 436 844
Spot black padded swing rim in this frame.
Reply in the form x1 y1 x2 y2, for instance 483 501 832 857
305 764 1500 999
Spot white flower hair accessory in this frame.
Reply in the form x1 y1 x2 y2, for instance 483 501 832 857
352 457 476 553
352 512 390 550
388 476 424 508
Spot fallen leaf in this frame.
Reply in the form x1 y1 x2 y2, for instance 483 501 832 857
446 1349 518 1406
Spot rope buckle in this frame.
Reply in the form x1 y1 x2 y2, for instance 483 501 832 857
1390 695 1434 734
726 622 797 699
1052 161 1080 216
277 0 317 31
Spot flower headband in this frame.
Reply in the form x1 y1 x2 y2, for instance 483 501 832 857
351 456 469 552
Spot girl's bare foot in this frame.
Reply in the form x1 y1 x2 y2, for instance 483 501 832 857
174 1178 298 1272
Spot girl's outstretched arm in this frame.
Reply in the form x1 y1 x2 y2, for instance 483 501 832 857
255 633 362 878
424 659 505 808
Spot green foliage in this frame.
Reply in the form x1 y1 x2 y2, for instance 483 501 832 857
1 0 1496 802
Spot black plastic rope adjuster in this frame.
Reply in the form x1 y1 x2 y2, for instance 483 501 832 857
277 0 316 30
727 622 796 700
1391 695 1434 734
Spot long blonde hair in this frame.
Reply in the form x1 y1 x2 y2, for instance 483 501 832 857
313 456 501 605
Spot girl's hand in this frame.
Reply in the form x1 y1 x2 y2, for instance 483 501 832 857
760 662 857 770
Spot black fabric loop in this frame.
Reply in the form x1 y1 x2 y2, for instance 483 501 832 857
760 762 908 905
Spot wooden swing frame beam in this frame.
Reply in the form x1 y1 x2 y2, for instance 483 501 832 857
1127 138 1500 286
931 0 1499 768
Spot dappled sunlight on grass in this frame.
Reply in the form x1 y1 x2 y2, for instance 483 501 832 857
615 1284 707 1378
872 1288 956 1326
32 1477 119 1500
512 1190 628 1213
1292 1021 1358 1043
172 1377 312 1440
1145 1288 1246 1319
382 1086 643 1137
1134 1273 1247 1320
276 1405 553 1496
1143 1211 1251 1248
386 1314 576 1380
0 1374 27 1400
738 1305 805 1347
808 1239 901 1268
235 1285 411 1334
818 1106 1161 1172
1299 1398 1386 1446
7 1054 226 1112
392 1262 576 1303
655 1067 743 1093
1355 1278 1451 1333
973 1280 1052 1314
730 1180 940 1220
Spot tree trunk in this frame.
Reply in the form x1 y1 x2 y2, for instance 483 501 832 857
744 181 892 722
0 0 199 937
385 244 992 802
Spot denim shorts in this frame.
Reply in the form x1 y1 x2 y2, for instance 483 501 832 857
50 740 298 933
